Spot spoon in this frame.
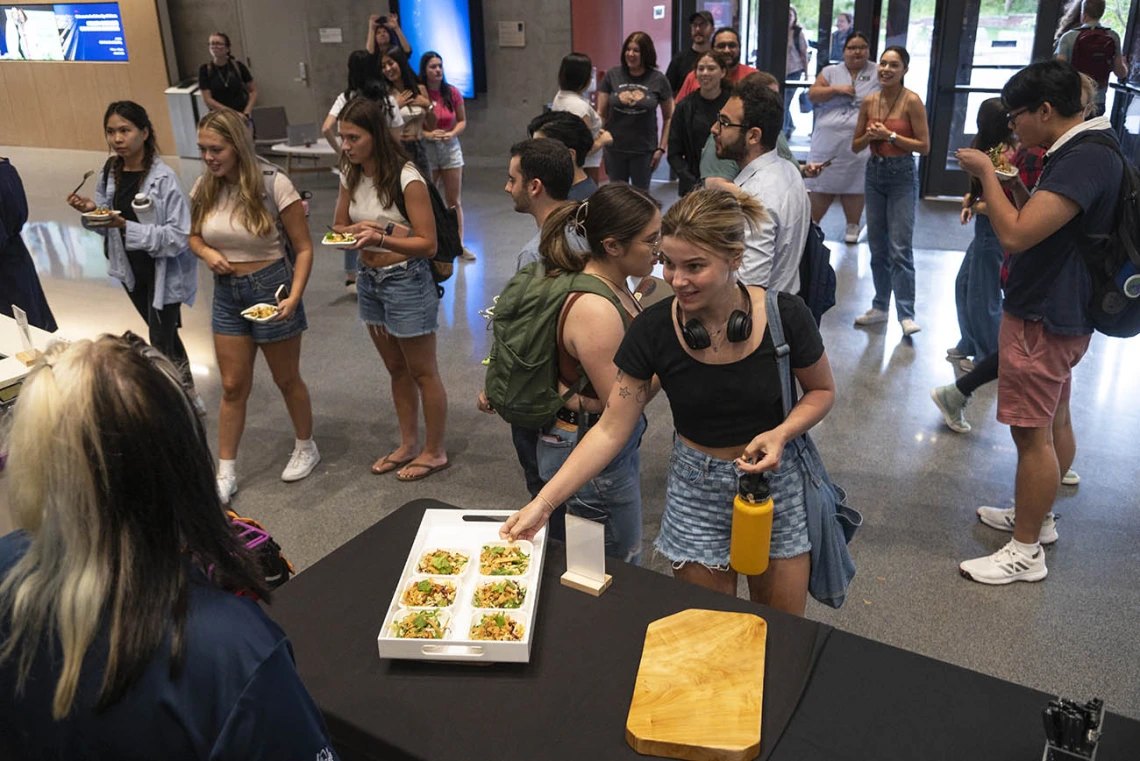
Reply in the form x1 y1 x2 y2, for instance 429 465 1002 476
71 170 94 197
274 284 286 306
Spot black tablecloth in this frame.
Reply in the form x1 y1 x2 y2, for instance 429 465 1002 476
773 629 1140 760
269 500 830 761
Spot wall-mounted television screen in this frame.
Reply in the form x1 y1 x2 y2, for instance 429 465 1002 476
1 3 127 61
400 0 480 98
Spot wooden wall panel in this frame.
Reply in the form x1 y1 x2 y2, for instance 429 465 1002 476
0 0 175 151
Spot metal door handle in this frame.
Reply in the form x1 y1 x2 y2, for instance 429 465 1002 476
294 61 308 85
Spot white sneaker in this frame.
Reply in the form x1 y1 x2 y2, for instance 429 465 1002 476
900 318 922 336
346 279 358 297
959 540 1047 584
1062 468 1081 486
930 384 971 433
946 346 967 360
217 473 237 505
976 506 1058 545
854 308 889 326
957 357 975 372
282 441 321 482
844 223 860 244
460 247 477 262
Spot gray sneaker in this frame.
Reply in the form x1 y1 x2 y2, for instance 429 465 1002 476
931 384 971 433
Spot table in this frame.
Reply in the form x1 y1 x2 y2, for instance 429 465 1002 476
0 313 59 406
268 142 338 175
269 500 1140 761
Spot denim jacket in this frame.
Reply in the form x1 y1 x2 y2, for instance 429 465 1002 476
89 156 197 310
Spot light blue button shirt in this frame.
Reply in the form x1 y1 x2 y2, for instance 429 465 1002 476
735 150 812 293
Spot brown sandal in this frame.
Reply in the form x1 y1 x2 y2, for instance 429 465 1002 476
396 461 452 482
371 454 413 475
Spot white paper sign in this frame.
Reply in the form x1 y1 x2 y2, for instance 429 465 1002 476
565 514 606 582
653 5 665 19
318 27 343 44
11 306 32 354
499 21 525 48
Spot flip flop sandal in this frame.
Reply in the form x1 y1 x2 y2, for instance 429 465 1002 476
396 461 452 482
371 454 413 475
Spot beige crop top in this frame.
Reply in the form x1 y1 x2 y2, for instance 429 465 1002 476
192 172 301 262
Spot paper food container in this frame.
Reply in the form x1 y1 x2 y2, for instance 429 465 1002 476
377 510 546 664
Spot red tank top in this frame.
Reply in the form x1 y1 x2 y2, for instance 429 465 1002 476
871 117 915 157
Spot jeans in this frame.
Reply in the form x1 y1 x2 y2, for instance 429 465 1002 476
537 414 647 564
954 214 1004 358
344 250 358 277
603 149 653 191
865 154 917 321
212 259 307 344
123 253 190 386
510 423 565 542
783 71 805 138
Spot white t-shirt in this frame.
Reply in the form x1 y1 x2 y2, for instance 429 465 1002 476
344 163 425 251
551 89 603 168
193 171 300 263
328 92 405 128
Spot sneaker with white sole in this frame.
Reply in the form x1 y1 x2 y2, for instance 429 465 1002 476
1062 468 1080 486
946 346 968 360
976 506 1058 544
844 223 860 244
957 357 975 373
931 384 971 433
460 247 477 262
959 540 1047 584
854 308 890 326
900 318 922 336
217 473 237 505
282 441 321 482
346 279 358 297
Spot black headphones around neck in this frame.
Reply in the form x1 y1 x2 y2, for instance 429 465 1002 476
677 282 753 350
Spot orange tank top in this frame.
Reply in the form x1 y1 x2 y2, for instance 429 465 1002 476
557 291 638 400
871 117 915 157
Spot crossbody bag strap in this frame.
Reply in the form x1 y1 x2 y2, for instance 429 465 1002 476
765 289 795 421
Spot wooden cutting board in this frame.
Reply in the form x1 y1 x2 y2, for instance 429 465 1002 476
626 609 767 761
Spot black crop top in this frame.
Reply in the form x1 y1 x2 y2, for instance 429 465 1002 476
613 292 825 448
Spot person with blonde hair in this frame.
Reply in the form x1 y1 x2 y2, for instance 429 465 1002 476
331 97 448 481
482 181 660 562
0 334 336 758
190 109 318 504
502 188 837 615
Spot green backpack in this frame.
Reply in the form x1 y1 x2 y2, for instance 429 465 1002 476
483 261 629 429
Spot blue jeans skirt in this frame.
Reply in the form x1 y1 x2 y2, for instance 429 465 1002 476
656 435 811 569
357 257 439 337
212 258 307 344
537 414 647 565
423 137 464 171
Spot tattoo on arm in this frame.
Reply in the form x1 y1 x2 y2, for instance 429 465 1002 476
635 380 651 403
619 387 631 399
616 369 625 383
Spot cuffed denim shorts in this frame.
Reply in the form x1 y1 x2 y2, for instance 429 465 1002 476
357 257 439 338
423 136 464 171
656 435 811 568
212 258 307 344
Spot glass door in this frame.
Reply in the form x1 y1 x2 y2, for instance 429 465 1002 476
923 0 1064 198
1109 0 1140 165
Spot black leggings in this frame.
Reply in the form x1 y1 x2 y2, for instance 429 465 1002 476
123 254 191 386
955 351 999 397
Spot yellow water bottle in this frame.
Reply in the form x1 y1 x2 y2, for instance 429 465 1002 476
730 473 773 575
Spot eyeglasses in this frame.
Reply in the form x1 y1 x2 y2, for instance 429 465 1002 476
714 114 747 130
642 233 662 254
1006 106 1029 123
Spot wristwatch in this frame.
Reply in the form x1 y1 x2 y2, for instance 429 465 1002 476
888 131 898 144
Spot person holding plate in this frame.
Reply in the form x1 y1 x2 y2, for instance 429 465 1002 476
189 109 318 505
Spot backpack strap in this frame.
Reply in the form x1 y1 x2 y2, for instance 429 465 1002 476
765 289 795 421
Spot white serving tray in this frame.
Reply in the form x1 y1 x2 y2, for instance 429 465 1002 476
377 509 547 664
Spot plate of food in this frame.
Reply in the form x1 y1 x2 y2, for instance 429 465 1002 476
322 231 357 246
480 542 531 576
240 303 279 323
472 579 526 609
400 577 458 608
81 207 120 225
389 609 449 639
416 548 470 576
469 612 525 642
988 147 1017 179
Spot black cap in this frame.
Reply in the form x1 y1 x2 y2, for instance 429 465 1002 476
690 10 714 26
738 472 770 502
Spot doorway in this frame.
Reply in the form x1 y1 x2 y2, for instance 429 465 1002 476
236 0 318 126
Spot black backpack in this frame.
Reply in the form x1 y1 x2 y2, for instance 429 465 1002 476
797 221 836 326
1065 132 1140 338
393 163 461 297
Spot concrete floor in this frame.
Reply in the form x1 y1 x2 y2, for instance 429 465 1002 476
5 145 1140 718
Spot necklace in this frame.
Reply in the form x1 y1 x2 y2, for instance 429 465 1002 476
878 87 904 123
592 273 643 314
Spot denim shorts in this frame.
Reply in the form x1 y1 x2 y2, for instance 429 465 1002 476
423 136 464 171
212 258 307 344
537 414 647 565
656 435 811 568
357 257 439 337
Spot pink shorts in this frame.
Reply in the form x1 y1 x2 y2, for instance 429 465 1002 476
997 314 1090 428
